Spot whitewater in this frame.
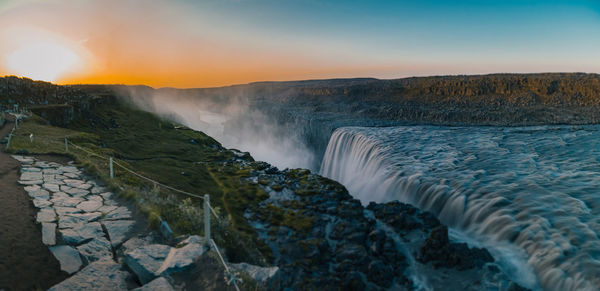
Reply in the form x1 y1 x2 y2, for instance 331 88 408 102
320 125 600 291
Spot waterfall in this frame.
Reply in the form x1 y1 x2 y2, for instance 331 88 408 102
320 126 600 291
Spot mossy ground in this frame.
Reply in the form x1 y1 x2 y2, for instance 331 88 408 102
7 101 272 264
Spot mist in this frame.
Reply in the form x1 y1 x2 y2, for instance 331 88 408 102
116 86 317 171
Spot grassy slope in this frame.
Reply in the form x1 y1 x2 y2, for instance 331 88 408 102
8 101 272 264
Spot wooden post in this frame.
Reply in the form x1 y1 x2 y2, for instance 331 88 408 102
65 137 68 152
204 194 211 247
109 157 114 179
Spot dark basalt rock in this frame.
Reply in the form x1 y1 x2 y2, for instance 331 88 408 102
417 225 494 270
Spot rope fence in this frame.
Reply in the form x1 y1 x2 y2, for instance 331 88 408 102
4 115 240 290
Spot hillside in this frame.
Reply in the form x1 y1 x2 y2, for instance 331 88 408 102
0 76 530 290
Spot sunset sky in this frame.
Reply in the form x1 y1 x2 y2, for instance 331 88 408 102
0 0 599 88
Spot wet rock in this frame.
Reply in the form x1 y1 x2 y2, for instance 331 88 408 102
417 225 494 270
49 245 83 274
60 222 104 245
42 222 57 245
132 277 174 291
366 260 393 288
48 258 128 291
103 220 136 247
335 243 368 264
77 237 113 263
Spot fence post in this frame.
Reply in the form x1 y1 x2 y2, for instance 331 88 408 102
109 157 114 179
64 137 68 152
204 194 211 247
5 133 12 150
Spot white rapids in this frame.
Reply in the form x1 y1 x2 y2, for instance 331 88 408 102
320 125 600 291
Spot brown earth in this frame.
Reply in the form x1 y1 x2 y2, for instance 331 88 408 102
0 119 68 290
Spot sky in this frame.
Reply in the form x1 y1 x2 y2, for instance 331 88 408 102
0 0 599 88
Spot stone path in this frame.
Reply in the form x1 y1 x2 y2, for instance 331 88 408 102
12 155 277 290
12 155 142 290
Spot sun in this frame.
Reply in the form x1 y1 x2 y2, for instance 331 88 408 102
5 39 82 83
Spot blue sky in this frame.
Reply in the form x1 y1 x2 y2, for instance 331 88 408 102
0 0 599 86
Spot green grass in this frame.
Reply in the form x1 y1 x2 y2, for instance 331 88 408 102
7 102 273 265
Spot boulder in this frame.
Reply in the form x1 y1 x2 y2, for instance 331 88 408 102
49 245 82 274
77 237 113 263
156 242 204 276
60 222 105 245
132 277 174 291
103 220 136 247
125 242 205 284
124 244 172 284
230 263 280 283
42 222 57 245
48 258 128 291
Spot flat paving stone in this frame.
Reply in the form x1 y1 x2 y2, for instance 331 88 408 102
27 188 50 200
60 222 105 245
58 212 102 229
47 258 128 291
42 222 57 245
76 237 113 263
21 172 43 181
54 206 82 216
98 205 118 214
102 206 132 220
37 208 56 223
32 198 53 208
43 183 61 192
77 200 102 212
18 179 43 185
49 245 82 274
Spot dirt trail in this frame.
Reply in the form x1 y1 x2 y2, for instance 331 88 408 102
0 119 67 290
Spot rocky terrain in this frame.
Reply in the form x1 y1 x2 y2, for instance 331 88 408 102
0 74 568 289
11 155 278 290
